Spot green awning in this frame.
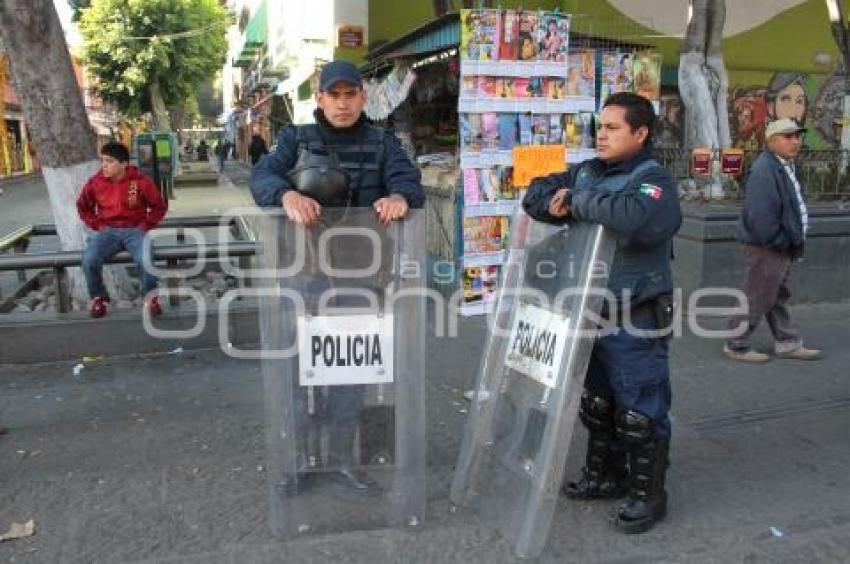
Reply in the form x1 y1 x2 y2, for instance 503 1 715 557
234 0 267 64
244 0 267 49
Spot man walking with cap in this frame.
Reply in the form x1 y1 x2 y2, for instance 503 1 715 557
724 118 821 362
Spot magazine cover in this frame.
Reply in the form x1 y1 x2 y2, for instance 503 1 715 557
497 77 515 99
460 9 501 61
537 12 570 63
548 114 564 144
478 168 501 202
514 77 531 99
518 113 533 145
527 76 545 98
616 51 635 93
477 76 499 98
460 75 478 100
564 114 581 148
499 9 519 61
497 166 517 200
599 51 620 106
461 265 500 305
481 112 500 149
517 10 538 62
532 114 550 145
459 113 482 153
546 77 566 100
463 168 483 204
567 50 595 97
498 113 518 149
633 51 662 102
579 112 595 149
462 217 507 253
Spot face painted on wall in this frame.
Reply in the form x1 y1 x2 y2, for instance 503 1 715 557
773 83 806 123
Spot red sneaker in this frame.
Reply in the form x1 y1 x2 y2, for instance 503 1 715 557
144 295 162 317
90 296 109 318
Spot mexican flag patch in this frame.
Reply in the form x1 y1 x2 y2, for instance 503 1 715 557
639 183 663 200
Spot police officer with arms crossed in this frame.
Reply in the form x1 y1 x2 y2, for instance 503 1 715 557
522 92 682 533
249 60 424 491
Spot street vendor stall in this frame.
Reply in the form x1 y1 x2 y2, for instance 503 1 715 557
363 10 659 315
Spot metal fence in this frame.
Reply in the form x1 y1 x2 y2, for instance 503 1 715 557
654 148 850 200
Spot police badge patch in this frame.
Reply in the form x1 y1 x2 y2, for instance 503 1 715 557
639 183 663 200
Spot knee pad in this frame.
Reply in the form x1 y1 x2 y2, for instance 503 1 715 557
578 391 615 433
615 409 654 445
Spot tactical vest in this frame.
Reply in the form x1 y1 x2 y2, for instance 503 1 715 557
573 158 674 304
291 124 387 208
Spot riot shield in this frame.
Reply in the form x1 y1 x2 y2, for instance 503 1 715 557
450 209 615 558
257 207 426 538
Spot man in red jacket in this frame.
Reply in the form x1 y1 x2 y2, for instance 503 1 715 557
77 141 168 318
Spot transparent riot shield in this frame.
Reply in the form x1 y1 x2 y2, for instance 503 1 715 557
257 208 425 538
450 209 615 558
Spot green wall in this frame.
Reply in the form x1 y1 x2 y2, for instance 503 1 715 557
369 0 841 76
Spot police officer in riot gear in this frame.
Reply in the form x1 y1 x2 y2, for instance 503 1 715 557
250 60 424 493
250 59 423 221
522 92 681 533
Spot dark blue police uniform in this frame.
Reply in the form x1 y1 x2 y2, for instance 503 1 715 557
523 144 681 533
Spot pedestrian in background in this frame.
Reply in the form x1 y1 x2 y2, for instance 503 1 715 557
248 133 268 166
724 118 821 363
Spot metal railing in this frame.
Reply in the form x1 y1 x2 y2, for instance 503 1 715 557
654 148 850 200
0 241 259 313
0 215 258 313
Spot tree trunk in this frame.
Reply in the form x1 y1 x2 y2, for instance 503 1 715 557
0 0 129 306
678 0 730 199
149 78 170 131
170 105 186 134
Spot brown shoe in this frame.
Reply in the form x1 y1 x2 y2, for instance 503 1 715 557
776 345 822 361
723 345 770 363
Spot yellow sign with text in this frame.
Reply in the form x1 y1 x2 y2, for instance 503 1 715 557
512 145 566 188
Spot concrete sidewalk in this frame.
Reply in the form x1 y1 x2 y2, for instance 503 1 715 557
1 302 849 563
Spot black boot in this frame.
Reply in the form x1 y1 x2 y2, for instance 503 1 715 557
562 431 628 499
614 410 669 534
563 392 628 500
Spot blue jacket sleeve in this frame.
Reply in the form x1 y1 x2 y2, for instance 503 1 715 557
383 132 425 208
741 166 786 249
570 167 682 245
249 126 299 207
521 167 579 224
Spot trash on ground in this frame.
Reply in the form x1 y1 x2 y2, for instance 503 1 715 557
0 519 35 542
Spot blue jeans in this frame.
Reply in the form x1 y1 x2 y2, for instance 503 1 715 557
82 227 158 299
585 312 672 438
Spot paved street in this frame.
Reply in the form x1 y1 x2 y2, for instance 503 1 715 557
1 302 849 563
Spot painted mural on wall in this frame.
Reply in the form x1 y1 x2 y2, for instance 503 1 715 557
656 69 847 150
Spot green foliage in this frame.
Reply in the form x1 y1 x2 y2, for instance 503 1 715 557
78 0 229 118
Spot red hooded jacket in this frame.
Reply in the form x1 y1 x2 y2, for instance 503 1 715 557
77 165 168 231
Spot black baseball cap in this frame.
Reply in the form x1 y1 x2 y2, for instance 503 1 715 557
319 60 363 91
